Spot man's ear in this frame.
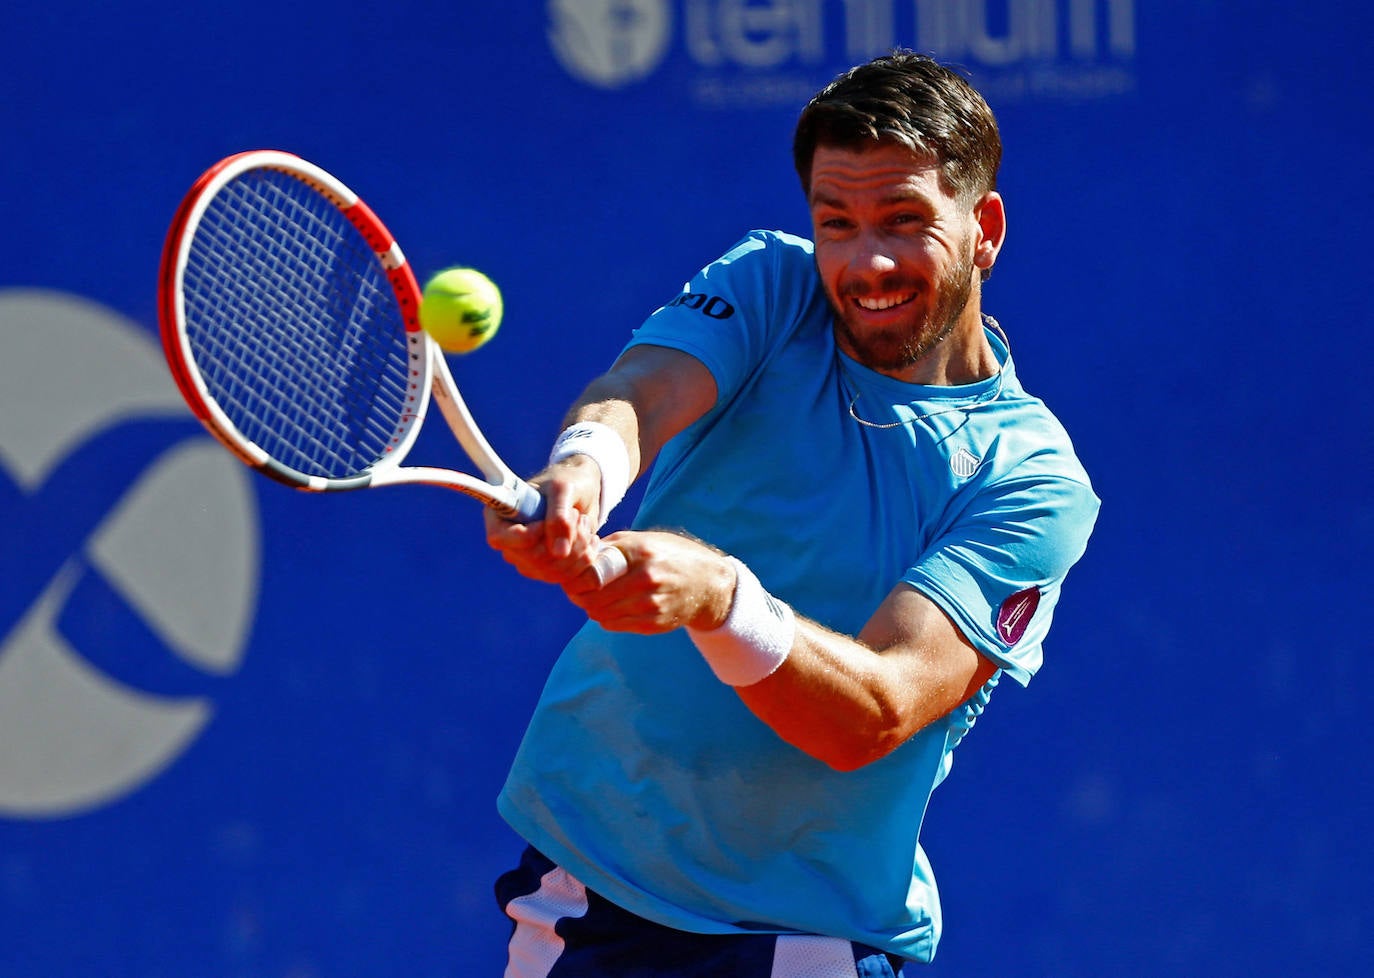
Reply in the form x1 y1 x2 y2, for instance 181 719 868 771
973 191 1006 273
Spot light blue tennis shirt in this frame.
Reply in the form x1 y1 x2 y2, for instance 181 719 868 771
499 230 1099 961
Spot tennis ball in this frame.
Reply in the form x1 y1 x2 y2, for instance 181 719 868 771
419 266 503 354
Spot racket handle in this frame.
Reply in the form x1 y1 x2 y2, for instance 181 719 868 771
508 479 627 586
511 480 546 522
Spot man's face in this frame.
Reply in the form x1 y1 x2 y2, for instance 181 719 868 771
808 142 987 378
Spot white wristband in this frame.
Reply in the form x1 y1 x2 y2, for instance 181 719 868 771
549 421 631 528
687 557 795 687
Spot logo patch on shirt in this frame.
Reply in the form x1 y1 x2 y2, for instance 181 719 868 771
996 587 1040 646
950 448 980 478
664 291 735 320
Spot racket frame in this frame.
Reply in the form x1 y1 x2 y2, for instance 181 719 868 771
158 150 541 519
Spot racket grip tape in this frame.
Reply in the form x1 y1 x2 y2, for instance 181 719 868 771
512 480 547 522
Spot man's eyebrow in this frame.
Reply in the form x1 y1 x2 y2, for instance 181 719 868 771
808 189 935 208
881 188 936 206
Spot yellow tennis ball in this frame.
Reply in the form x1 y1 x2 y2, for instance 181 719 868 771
419 266 503 354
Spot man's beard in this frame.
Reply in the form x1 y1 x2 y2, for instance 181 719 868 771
830 248 977 374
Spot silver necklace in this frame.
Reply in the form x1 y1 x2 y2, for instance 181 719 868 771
846 315 1009 430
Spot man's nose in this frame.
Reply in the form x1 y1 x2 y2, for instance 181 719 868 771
850 230 898 277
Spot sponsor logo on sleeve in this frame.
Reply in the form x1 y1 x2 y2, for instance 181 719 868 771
996 586 1039 646
665 292 736 319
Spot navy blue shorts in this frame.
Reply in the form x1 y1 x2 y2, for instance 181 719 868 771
496 846 906 977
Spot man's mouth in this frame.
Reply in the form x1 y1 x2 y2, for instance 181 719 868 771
853 292 916 312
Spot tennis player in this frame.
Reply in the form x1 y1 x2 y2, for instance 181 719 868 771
485 51 1100 977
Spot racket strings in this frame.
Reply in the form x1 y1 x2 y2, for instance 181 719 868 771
182 170 413 478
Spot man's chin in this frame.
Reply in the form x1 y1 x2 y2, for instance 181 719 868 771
836 320 937 372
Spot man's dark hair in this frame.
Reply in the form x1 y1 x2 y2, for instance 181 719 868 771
793 51 1002 204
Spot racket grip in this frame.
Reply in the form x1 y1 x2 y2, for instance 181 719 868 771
510 478 625 586
512 480 547 522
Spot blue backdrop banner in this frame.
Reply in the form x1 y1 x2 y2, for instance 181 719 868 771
2 3 1370 976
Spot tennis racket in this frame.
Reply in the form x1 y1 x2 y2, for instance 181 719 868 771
158 149 626 583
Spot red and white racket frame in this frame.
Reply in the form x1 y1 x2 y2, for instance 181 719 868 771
157 149 542 518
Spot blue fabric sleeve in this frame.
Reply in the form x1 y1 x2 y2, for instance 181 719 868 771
905 474 1100 685
624 230 818 403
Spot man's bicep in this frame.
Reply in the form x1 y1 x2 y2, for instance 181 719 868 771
602 344 718 463
859 583 999 723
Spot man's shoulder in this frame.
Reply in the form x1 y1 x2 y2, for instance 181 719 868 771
721 229 815 264
699 231 825 329
980 389 1095 493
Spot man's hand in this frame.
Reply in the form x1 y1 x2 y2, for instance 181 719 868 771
486 343 718 591
560 530 736 635
484 454 603 584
